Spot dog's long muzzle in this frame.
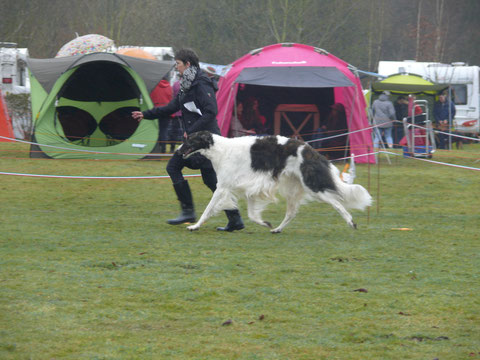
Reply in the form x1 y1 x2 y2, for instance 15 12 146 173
179 146 194 159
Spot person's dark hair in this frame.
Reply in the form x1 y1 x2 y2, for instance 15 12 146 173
397 95 406 101
175 48 200 68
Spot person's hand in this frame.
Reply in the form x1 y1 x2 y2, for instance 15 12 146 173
131 111 144 122
183 132 188 139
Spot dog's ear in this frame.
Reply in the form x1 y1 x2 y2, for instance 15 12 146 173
191 131 214 149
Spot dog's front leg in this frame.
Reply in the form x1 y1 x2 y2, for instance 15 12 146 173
187 189 225 231
271 191 302 233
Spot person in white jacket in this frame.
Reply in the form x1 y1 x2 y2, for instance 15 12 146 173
372 91 396 149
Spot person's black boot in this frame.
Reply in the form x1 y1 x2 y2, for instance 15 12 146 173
217 209 245 232
167 180 196 225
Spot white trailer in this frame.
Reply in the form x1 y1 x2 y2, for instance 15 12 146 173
378 60 480 134
0 42 29 94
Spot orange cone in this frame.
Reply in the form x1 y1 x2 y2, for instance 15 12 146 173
0 89 15 141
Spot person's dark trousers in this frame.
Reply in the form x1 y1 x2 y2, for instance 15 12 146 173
437 132 449 149
393 124 404 149
166 151 184 182
167 180 196 225
166 153 195 225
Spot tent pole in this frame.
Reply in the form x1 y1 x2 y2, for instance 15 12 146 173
377 150 381 215
373 126 391 165
448 85 452 150
344 82 357 162
367 146 371 225
221 83 236 136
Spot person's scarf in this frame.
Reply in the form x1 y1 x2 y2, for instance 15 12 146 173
180 65 198 93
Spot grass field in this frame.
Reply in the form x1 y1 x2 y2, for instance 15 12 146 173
1 142 479 359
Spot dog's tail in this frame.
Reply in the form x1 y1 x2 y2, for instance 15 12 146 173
330 164 372 211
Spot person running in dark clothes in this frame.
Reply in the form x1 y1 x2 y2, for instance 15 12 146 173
132 48 244 231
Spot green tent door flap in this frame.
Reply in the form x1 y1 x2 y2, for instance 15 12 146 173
27 53 174 159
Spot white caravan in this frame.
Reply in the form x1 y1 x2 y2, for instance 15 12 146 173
378 60 480 134
0 42 29 94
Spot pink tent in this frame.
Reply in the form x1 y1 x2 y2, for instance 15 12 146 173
216 43 374 163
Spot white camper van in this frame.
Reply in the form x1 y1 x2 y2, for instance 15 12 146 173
0 42 29 94
378 60 480 134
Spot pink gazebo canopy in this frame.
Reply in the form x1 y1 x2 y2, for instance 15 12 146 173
216 43 374 163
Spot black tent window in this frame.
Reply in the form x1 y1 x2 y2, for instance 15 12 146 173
56 106 97 143
58 61 140 102
99 106 141 143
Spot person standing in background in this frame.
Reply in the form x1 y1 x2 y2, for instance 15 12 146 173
434 92 456 149
372 91 396 149
149 77 173 153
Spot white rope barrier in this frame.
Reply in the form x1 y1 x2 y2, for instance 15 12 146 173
1 124 479 179
378 150 480 171
3 147 478 180
393 120 480 143
0 171 201 180
305 123 378 143
332 149 480 171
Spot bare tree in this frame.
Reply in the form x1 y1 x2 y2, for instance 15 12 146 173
415 0 423 60
1 0 479 69
433 0 445 60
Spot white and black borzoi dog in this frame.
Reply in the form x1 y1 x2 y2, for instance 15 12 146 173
178 131 372 233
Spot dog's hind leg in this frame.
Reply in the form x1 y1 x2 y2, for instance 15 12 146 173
187 188 227 231
316 192 357 229
246 197 272 229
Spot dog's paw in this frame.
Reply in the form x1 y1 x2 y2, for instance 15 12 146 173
187 224 200 231
350 222 357 230
263 221 273 229
270 228 282 234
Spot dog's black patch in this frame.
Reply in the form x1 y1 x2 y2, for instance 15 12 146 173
300 145 337 193
250 137 300 179
177 131 214 157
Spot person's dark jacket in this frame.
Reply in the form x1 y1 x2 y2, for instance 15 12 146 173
142 70 220 135
433 100 456 124
394 102 408 121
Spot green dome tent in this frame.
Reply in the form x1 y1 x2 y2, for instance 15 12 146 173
27 52 174 159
